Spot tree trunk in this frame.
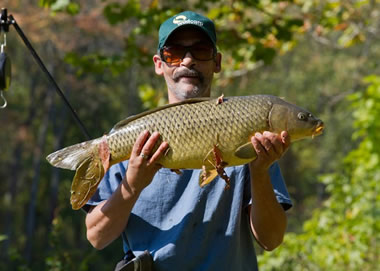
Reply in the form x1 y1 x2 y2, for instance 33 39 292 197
24 81 55 263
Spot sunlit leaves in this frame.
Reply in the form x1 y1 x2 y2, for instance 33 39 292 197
302 0 377 48
0 235 8 242
138 84 166 110
39 0 58 7
103 1 141 25
42 0 378 85
258 76 380 270
349 75 380 139
208 1 305 68
41 0 80 15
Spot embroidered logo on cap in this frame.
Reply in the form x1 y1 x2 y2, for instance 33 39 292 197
173 15 203 27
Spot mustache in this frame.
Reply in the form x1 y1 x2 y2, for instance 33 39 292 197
173 69 203 82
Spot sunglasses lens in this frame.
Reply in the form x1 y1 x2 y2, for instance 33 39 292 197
162 43 215 64
191 44 214 60
162 45 184 64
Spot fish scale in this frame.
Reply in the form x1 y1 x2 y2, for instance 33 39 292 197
46 94 324 209
105 96 273 169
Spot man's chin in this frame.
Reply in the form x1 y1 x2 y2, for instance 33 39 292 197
178 76 200 83
173 86 205 100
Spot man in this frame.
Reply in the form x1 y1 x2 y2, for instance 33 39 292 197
84 11 292 271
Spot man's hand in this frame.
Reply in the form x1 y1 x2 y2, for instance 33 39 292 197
126 130 169 194
249 131 291 171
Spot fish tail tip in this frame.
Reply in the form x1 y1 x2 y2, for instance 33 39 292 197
46 140 96 170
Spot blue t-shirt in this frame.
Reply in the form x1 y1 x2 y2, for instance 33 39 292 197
86 162 292 271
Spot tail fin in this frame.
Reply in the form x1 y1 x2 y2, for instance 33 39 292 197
70 154 105 210
47 138 110 210
46 140 96 170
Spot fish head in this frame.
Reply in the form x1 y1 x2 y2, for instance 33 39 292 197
269 101 324 141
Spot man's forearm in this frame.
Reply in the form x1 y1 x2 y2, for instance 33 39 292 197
85 131 168 250
248 167 287 251
85 177 140 250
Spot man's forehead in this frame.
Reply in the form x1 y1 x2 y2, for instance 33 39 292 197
165 27 212 45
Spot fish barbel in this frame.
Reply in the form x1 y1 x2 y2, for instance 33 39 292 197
46 95 324 209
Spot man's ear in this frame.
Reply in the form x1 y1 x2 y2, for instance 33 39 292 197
153 54 164 75
214 52 222 73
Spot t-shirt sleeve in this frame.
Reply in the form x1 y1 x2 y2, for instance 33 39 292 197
244 162 292 211
269 162 292 210
82 161 128 213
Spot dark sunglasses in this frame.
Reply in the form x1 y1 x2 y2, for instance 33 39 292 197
160 43 216 64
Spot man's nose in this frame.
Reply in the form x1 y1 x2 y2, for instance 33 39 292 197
180 51 196 67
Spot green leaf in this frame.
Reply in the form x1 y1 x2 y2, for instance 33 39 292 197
0 235 8 242
66 3 80 15
51 0 70 11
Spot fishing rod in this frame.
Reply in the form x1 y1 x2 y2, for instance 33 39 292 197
0 8 91 140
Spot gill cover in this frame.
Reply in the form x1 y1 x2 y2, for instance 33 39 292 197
268 103 289 132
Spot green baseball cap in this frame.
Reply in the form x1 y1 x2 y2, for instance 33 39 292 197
157 11 217 50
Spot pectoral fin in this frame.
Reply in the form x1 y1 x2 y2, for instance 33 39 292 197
234 142 257 160
199 168 218 187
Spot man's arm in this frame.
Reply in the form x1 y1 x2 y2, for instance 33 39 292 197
85 131 168 250
248 131 290 251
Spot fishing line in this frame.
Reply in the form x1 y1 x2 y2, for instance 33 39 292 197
0 8 91 140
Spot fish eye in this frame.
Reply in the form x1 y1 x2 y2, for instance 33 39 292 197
298 112 308 121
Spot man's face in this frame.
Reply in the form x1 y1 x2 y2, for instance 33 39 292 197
153 27 222 103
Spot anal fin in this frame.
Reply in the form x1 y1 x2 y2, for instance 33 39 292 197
200 167 218 187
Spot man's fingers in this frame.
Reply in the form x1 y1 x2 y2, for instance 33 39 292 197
281 131 291 150
251 134 266 155
250 131 291 170
148 141 169 165
132 130 150 157
254 132 276 155
140 131 161 158
262 131 283 155
261 132 275 152
131 131 168 166
253 131 289 158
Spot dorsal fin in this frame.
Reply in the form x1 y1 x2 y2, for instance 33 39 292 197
112 97 213 130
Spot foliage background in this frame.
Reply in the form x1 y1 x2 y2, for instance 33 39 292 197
0 0 379 270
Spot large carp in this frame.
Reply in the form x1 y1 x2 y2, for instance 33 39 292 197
47 95 324 209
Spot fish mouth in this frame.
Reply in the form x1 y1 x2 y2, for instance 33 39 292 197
312 121 324 138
